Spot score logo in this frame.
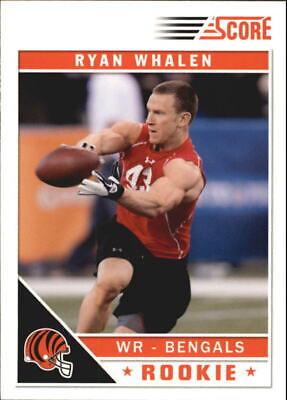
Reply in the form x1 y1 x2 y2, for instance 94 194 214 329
200 17 271 40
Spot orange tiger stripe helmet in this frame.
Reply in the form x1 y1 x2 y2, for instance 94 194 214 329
24 328 73 378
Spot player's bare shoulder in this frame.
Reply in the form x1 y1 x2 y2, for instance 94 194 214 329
163 158 205 202
111 120 143 146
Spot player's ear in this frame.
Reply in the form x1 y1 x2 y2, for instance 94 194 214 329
179 112 191 126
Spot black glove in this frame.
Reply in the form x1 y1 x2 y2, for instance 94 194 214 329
111 160 122 181
78 170 124 200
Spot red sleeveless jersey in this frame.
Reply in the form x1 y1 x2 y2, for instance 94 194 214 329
116 124 205 259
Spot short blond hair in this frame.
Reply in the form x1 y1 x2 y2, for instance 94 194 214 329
153 80 199 124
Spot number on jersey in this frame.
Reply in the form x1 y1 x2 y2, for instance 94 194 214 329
126 165 152 191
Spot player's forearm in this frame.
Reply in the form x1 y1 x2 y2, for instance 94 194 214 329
118 187 180 218
79 129 129 155
78 121 141 155
118 189 163 218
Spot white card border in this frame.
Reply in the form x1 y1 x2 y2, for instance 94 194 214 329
1 1 286 399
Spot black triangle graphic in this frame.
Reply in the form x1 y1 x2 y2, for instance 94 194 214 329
18 278 115 384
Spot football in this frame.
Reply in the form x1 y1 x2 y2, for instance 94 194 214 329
35 145 101 187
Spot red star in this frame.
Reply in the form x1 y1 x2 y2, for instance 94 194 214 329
246 367 256 376
123 366 132 376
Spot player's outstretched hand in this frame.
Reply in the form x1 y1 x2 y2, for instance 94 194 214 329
78 170 124 200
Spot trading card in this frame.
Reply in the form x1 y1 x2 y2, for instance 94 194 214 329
1 1 286 400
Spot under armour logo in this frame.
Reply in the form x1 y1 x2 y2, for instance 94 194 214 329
112 247 123 252
145 157 155 165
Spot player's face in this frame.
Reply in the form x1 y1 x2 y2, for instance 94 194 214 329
146 93 183 147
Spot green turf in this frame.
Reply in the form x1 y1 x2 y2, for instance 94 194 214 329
44 296 268 334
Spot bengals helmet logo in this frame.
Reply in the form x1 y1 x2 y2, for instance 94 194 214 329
24 328 73 378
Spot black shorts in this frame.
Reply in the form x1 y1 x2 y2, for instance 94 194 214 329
96 218 191 333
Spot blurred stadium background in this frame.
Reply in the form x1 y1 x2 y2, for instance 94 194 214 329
19 72 269 333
